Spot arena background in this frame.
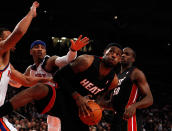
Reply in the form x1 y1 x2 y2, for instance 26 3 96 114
0 0 171 130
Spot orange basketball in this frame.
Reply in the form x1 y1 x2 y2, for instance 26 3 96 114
79 101 102 125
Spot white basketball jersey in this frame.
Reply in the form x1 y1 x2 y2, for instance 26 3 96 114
30 55 56 87
0 63 11 107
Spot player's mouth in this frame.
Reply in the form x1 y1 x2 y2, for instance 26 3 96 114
37 52 42 56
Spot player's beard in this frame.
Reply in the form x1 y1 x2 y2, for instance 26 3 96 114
102 57 114 68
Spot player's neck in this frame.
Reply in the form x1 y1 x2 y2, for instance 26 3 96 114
99 62 113 79
121 64 132 73
33 57 43 67
34 60 41 67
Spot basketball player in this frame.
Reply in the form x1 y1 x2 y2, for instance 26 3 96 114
0 43 122 130
109 47 153 131
9 35 89 131
0 1 52 130
50 42 122 130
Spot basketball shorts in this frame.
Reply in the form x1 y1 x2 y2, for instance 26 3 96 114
34 84 89 131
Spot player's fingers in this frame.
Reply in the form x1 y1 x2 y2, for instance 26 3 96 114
81 37 89 41
85 102 93 112
128 112 133 118
78 108 82 117
80 105 85 117
77 35 82 41
83 104 91 116
81 37 89 43
123 113 129 120
33 1 39 7
82 41 89 46
70 39 75 45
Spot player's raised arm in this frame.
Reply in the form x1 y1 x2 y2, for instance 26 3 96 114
0 1 39 54
46 35 90 70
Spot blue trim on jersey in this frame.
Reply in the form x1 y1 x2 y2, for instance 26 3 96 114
0 121 8 131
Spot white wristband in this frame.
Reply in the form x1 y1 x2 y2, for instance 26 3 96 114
55 50 77 68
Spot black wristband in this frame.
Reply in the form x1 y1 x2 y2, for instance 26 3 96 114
69 48 76 52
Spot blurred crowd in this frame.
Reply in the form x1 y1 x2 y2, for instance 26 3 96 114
142 104 172 131
5 86 172 131
93 104 172 131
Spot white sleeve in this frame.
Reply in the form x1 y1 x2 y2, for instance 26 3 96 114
55 49 77 68
9 79 22 88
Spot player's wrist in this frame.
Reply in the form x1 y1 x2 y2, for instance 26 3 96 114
69 48 76 52
132 103 139 109
72 92 81 100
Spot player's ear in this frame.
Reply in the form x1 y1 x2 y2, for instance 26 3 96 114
30 50 32 55
131 57 135 63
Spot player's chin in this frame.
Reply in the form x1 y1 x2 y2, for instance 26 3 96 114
38 57 44 62
106 62 116 67
121 59 126 63
111 61 119 66
37 55 44 58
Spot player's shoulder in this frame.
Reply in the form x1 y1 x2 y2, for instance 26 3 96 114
26 65 32 69
24 65 33 75
77 54 93 59
70 54 94 72
133 67 143 74
132 67 145 80
26 65 34 71
74 54 94 65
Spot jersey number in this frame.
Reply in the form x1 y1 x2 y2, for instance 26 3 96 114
113 87 120 95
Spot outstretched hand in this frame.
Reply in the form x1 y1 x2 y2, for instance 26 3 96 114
70 35 89 51
30 1 39 18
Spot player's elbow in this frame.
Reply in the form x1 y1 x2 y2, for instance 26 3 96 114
14 28 25 37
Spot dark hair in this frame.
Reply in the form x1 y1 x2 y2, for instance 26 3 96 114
0 27 9 37
124 46 136 59
104 42 123 51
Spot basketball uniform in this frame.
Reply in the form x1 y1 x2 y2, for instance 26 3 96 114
29 55 61 131
111 66 141 131
47 56 118 131
0 63 17 131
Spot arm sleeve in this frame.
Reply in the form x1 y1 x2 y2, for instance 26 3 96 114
55 49 77 68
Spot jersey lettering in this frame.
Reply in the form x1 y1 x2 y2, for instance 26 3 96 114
113 76 127 95
113 87 120 95
35 73 46 77
80 79 104 95
118 76 126 85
